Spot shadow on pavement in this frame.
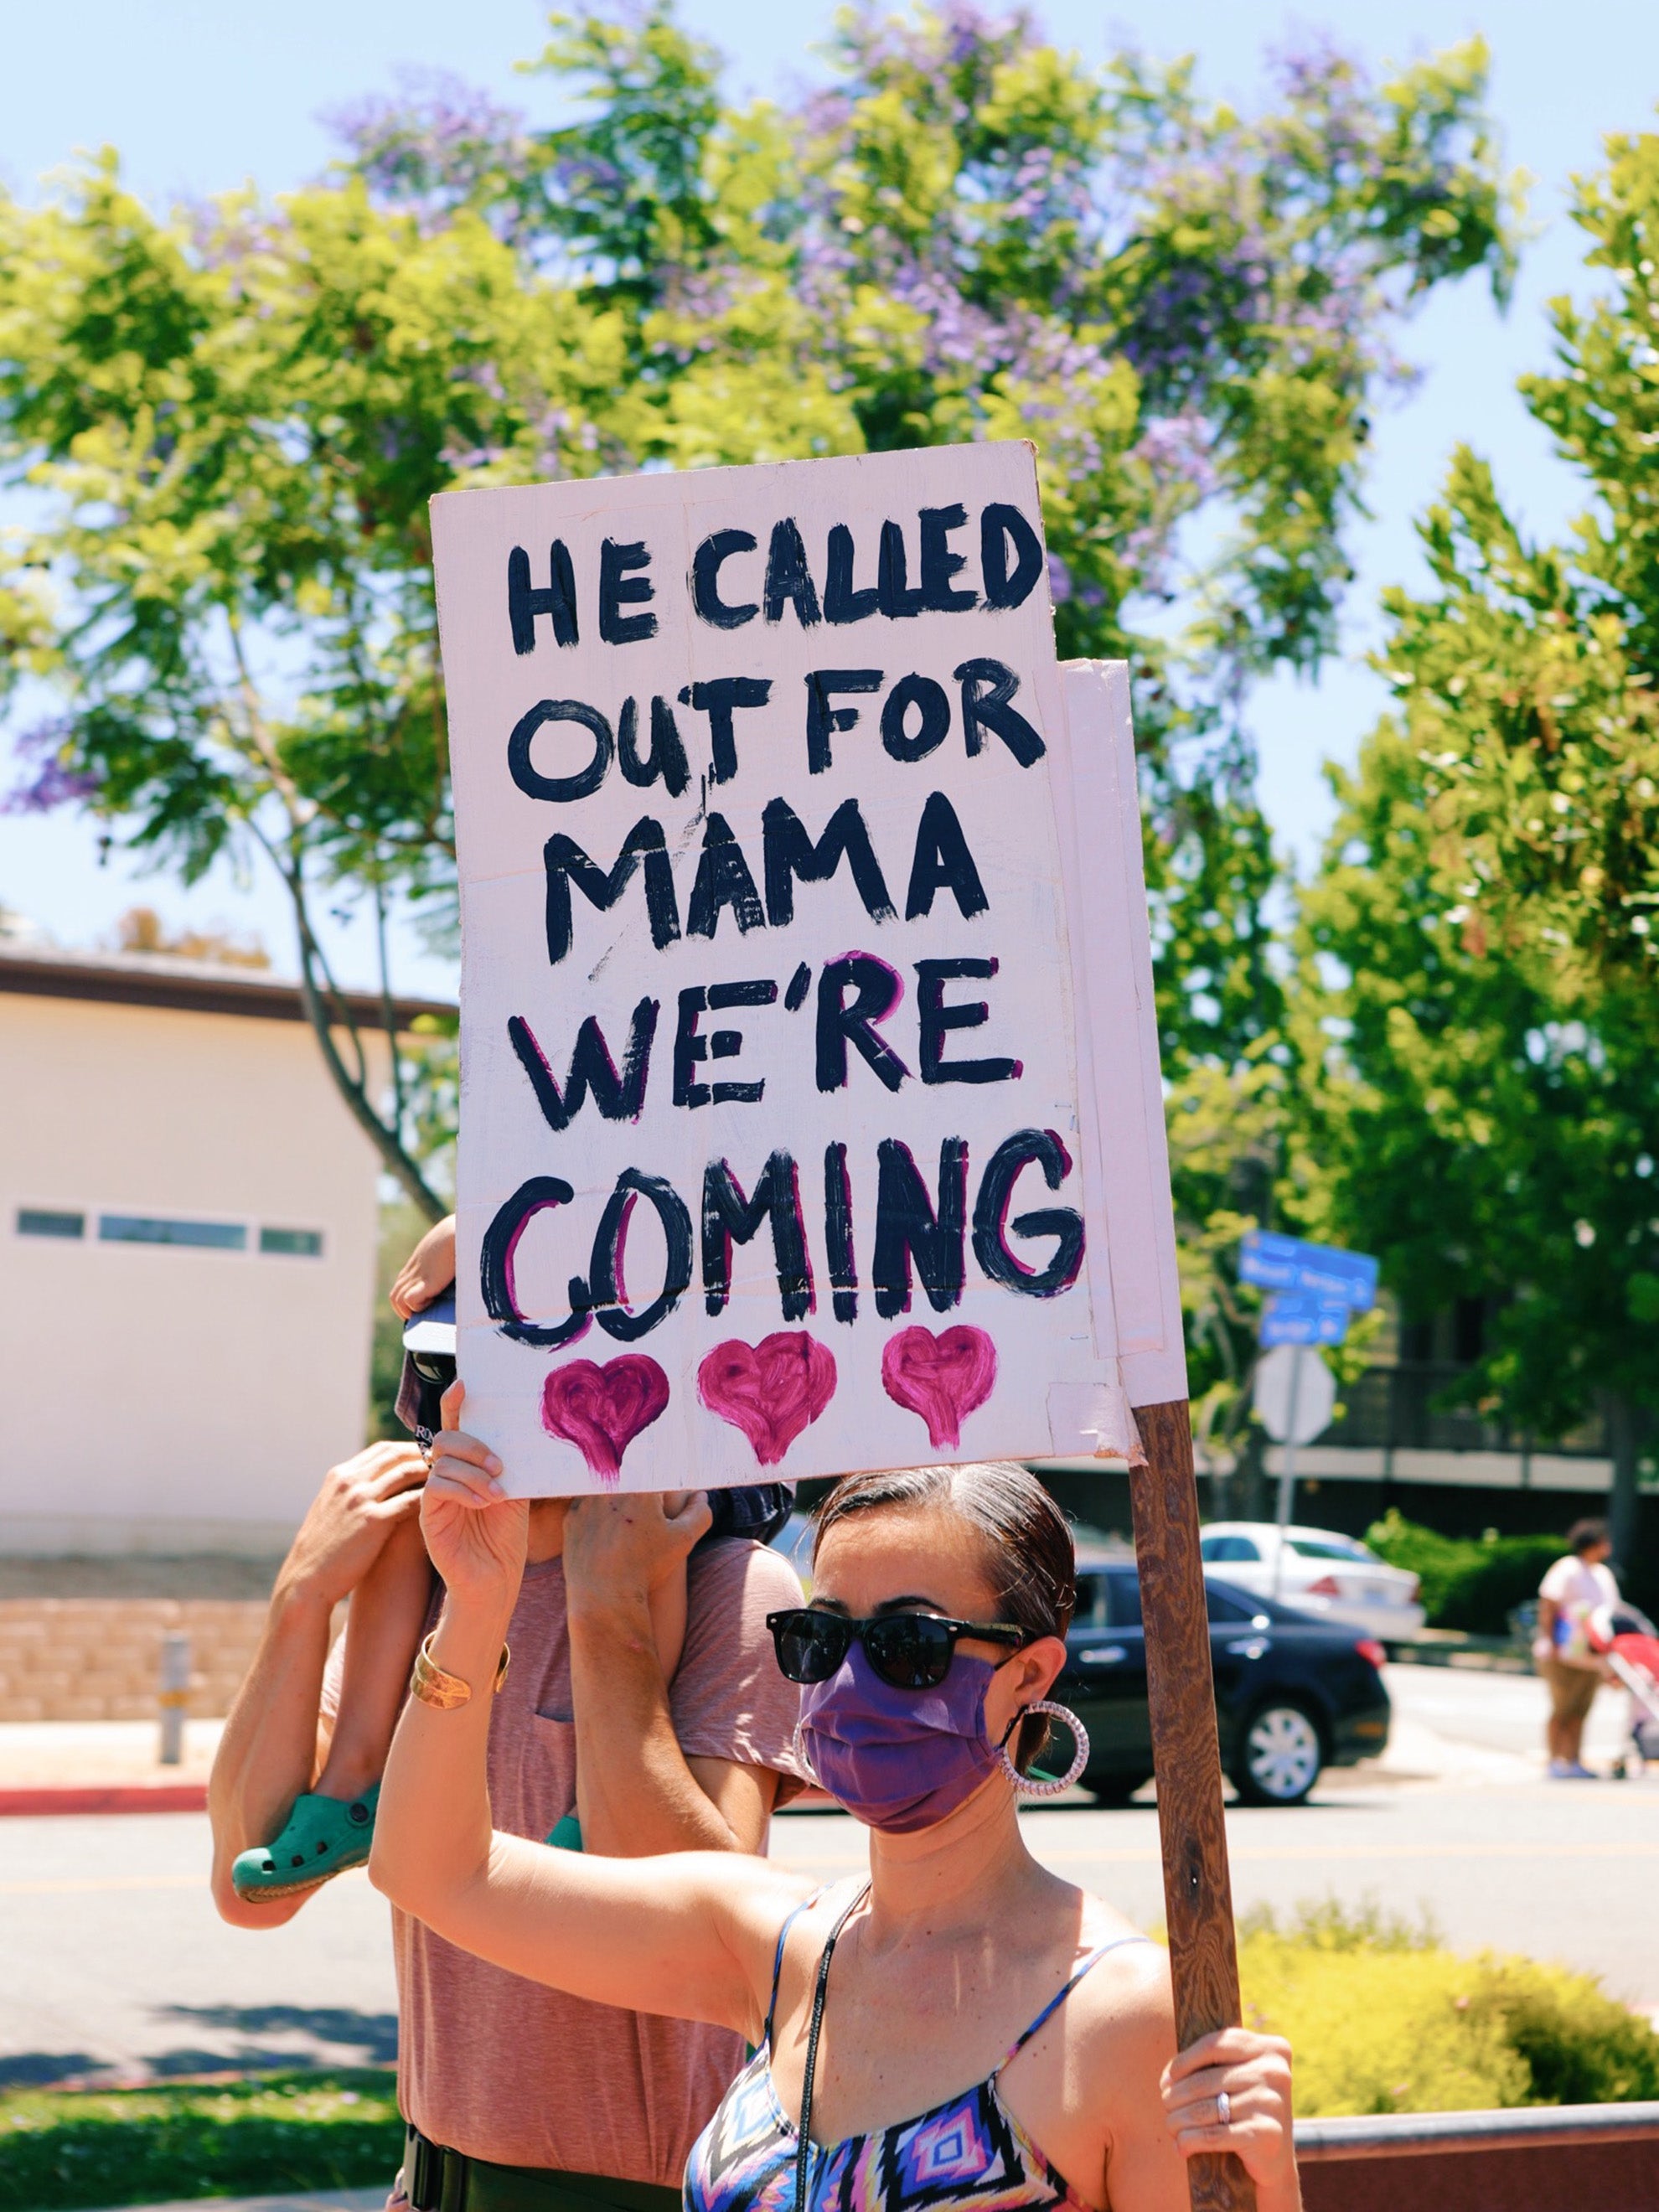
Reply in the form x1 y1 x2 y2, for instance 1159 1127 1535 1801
0 2050 106 2088
0 2008 400 2089
156 2004 399 2066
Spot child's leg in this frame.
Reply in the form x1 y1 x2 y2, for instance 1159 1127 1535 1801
313 1508 434 1800
390 1213 457 1319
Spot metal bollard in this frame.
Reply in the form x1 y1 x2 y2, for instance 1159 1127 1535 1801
158 1631 191 1766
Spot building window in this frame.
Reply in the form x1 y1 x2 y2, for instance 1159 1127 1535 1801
17 1208 85 1240
99 1214 247 1252
260 1227 324 1258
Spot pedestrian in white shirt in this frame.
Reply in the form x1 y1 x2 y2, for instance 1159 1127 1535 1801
1534 1518 1619 1778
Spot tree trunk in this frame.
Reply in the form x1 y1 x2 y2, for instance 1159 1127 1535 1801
1234 1421 1269 1524
292 959 449 1223
1608 1391 1641 1574
267 842 448 1224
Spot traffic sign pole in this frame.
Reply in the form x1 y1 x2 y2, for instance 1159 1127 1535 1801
1269 1346 1304 1600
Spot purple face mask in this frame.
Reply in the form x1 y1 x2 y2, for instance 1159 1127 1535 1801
797 1641 1007 1833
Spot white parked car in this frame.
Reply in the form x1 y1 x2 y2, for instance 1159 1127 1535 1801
1199 1522 1426 1641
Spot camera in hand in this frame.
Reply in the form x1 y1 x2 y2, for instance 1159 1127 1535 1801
397 1291 456 1450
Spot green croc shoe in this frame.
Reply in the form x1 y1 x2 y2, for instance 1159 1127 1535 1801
232 1784 380 1900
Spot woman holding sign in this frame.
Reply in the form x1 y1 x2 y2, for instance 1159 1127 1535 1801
370 1391 1300 2212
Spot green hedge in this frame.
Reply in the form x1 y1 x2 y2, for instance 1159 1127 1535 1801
1363 1510 1563 1634
0 2070 401 2212
1239 1899 1659 2115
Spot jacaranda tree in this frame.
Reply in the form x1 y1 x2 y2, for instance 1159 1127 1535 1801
2 3 1518 1252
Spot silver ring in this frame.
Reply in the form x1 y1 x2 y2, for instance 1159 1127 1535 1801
1216 2091 1231 2128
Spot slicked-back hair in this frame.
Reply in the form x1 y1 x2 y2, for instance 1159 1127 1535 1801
811 1461 1076 1770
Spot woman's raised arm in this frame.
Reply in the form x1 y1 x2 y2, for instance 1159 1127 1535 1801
369 1385 805 2036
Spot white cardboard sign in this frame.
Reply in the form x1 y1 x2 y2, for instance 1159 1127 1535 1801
431 441 1185 1496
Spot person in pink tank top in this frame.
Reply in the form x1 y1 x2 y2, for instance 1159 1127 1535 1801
209 1229 806 2212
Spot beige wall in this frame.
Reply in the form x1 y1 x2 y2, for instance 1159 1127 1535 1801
1 993 384 1553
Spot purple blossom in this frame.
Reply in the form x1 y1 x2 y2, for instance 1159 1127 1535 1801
188 200 282 275
327 70 534 235
1264 34 1369 168
1135 411 1216 500
3 719 101 814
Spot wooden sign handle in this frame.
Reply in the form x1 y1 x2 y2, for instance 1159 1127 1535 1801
1128 1398 1258 2212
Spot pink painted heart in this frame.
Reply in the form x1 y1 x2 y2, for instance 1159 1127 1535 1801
541 1354 670 1486
698 1333 837 1467
881 1325 997 1450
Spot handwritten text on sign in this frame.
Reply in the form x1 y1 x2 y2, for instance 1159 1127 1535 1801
433 442 1140 1494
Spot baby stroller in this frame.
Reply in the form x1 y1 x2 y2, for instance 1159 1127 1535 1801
1589 1604 1659 1778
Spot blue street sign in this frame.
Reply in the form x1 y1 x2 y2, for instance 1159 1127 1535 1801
1259 1292 1351 1347
1240 1229 1379 1312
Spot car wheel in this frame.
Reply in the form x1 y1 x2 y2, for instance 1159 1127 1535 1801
1233 1702 1323 1806
1086 1770 1154 1807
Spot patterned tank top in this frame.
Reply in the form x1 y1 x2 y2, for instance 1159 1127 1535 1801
683 1886 1150 2212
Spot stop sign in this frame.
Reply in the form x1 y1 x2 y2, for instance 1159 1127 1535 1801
1253 1342 1336 1445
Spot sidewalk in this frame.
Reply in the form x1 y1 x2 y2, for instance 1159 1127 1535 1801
0 1718 225 1813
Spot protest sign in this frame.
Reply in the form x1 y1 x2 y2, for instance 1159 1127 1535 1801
431 442 1185 1497
433 441 1250 2209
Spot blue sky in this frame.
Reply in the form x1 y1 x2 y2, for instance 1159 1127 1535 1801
3 0 1657 998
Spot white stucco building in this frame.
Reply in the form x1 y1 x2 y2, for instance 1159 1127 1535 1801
1 942 452 1555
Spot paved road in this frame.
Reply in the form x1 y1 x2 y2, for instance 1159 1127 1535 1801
3 1667 1652 2087
0 1819 397 2088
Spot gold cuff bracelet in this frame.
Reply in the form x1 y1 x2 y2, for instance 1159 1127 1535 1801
409 1629 510 1710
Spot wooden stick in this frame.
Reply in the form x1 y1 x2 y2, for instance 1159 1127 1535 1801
1129 1398 1257 2212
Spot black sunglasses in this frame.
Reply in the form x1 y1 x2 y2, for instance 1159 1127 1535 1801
767 1606 1028 1690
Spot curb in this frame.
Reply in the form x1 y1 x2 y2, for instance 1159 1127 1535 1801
1385 1641 1534 1675
0 1780 209 1816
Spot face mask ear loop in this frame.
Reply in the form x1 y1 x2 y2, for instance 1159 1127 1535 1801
793 1719 819 1786
995 1699 1091 1796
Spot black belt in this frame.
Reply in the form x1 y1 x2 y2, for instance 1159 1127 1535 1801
404 2125 683 2212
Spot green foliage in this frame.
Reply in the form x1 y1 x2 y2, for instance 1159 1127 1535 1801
369 1192 438 1441
1289 116 1659 1483
0 7 1519 1238
1364 1510 1563 1633
1165 1053 1281 1450
0 156 638 1213
1291 608 1658 1446
1238 1899 1659 2116
0 2070 401 2212
1497 1956 1659 2106
1373 447 1659 1013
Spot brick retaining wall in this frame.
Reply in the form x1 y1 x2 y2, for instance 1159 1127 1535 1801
0 1597 269 1720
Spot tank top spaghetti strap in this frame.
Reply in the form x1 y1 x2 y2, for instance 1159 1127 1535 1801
762 1886 832 2048
995 1938 1144 2074
685 1884 1152 2212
